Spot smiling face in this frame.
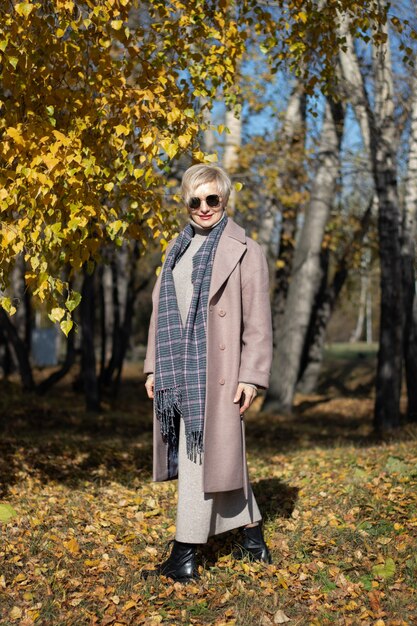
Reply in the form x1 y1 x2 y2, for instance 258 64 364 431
187 181 225 229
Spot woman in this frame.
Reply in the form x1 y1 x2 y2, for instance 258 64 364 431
143 164 273 582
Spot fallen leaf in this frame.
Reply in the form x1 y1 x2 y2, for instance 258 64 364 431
274 609 291 624
369 590 382 613
144 508 162 518
0 503 17 523
372 558 396 580
64 537 80 554
122 600 136 612
376 537 392 545
10 606 22 620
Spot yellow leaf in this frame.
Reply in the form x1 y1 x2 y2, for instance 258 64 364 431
141 134 154 149
28 611 41 622
160 138 178 159
15 2 34 18
60 319 74 337
48 307 65 323
0 502 18 521
111 20 123 30
43 155 60 170
52 130 71 145
6 127 25 145
178 133 192 148
64 537 80 554
144 508 162 518
14 573 27 583
107 220 126 239
2 226 17 247
10 606 22 620
203 153 218 163
13 241 24 254
167 108 181 124
84 559 101 567
275 573 289 589
114 124 129 136
122 600 137 612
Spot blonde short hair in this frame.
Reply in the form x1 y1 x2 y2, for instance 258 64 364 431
181 164 232 206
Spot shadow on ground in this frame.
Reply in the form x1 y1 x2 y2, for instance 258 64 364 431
0 376 154 497
1 350 414 498
253 477 299 521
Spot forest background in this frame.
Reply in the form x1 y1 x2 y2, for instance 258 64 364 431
1 1 417 625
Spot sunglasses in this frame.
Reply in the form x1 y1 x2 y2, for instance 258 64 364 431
188 194 221 210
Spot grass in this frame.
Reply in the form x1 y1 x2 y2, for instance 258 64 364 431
1 352 417 625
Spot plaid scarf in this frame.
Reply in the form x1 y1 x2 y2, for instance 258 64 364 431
155 217 228 471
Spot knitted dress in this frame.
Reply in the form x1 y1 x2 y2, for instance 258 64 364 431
172 217 261 544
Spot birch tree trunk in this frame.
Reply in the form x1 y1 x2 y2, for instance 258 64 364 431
101 244 143 394
298 198 373 392
271 84 307 331
338 14 403 430
264 98 344 411
350 274 367 343
223 108 242 215
402 73 417 421
350 244 373 344
372 25 404 431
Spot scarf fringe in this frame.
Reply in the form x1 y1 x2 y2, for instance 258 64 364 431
155 387 181 445
186 430 204 464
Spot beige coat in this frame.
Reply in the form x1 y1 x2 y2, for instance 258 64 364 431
144 218 273 493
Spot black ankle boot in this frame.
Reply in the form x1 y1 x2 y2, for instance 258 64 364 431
142 540 199 582
233 524 272 563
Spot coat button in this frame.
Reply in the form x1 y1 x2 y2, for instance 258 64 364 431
218 309 226 317
219 344 226 350
219 378 225 385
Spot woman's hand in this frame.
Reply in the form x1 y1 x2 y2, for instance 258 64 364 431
233 383 258 415
145 374 154 399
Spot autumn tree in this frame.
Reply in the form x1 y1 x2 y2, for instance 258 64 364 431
2 0 416 422
0 0 402 323
335 5 417 430
0 0 249 332
265 97 345 411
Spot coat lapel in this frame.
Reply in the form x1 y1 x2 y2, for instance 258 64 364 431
209 218 246 300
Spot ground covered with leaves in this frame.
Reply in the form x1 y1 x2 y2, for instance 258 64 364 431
1 348 417 625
